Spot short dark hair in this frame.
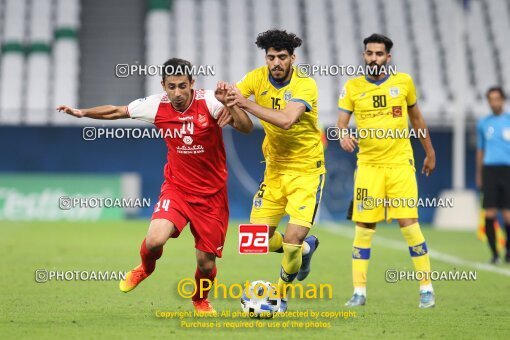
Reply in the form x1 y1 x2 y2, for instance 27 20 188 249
255 29 302 55
486 86 506 100
363 33 394 53
162 58 193 82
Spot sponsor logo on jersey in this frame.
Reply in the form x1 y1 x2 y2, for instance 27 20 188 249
392 106 402 118
183 136 193 145
178 115 194 121
176 144 204 154
390 86 399 98
260 90 268 96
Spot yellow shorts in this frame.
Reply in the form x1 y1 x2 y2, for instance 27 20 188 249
250 170 325 228
352 164 418 223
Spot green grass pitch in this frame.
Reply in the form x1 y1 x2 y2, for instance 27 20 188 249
1 220 509 339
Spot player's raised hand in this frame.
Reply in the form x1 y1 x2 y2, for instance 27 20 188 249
215 81 230 104
56 105 85 118
422 153 436 176
340 136 358 153
217 107 233 128
226 86 247 109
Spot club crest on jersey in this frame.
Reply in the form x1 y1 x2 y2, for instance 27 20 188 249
284 90 292 102
389 87 399 98
183 136 193 145
392 106 402 118
253 198 262 209
198 113 208 127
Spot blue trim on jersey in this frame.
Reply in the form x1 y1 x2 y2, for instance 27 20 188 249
338 107 353 114
365 73 390 85
269 73 291 89
289 98 312 111
409 242 428 257
352 247 371 260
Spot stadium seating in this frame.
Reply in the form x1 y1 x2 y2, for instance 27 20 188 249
0 0 80 125
145 0 171 95
52 0 81 124
26 0 52 125
0 0 26 124
1 0 509 126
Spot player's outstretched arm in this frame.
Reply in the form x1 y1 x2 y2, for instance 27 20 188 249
215 82 253 133
226 86 304 130
56 105 129 120
337 110 358 152
408 104 436 176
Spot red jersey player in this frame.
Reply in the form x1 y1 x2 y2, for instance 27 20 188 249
57 58 253 313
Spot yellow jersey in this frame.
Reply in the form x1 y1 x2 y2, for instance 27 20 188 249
338 73 418 166
237 66 325 175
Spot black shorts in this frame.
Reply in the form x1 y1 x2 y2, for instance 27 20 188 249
482 166 510 209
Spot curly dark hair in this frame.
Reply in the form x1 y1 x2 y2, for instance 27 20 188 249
255 29 302 55
363 33 393 53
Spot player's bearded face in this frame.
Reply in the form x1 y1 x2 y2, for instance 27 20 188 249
487 92 505 114
266 48 294 82
162 75 194 111
364 43 391 77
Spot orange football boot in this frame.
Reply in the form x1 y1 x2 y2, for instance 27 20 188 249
192 299 217 315
119 264 149 293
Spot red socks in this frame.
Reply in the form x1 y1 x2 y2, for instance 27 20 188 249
140 238 163 274
191 266 217 301
139 238 217 302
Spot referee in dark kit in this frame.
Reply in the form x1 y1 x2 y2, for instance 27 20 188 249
476 86 510 264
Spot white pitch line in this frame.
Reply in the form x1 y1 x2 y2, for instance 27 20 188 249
321 223 510 277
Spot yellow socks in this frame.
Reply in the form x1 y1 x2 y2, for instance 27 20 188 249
400 223 433 290
269 231 283 253
352 226 376 295
278 242 302 298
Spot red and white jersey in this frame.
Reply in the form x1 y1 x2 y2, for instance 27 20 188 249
127 89 227 196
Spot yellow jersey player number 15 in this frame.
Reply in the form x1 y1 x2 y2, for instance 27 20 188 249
223 30 326 313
